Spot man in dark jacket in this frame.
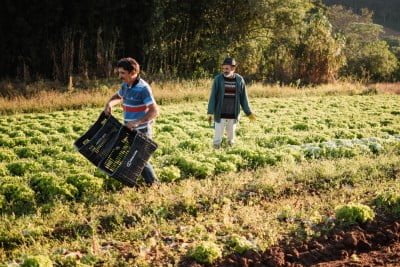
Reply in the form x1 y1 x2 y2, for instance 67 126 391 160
207 57 256 149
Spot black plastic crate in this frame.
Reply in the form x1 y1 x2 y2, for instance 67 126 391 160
74 111 110 149
75 112 122 166
98 126 158 187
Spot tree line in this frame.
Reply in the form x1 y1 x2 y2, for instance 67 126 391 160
1 0 399 87
325 0 400 32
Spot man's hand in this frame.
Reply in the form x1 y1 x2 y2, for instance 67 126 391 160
104 103 112 116
104 93 122 116
208 115 213 125
248 113 256 122
126 121 140 131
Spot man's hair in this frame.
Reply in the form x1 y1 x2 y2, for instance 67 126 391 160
117 57 140 74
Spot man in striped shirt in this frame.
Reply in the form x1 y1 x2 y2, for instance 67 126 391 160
207 57 256 149
104 57 159 185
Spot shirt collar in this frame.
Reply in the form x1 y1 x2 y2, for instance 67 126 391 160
127 76 140 88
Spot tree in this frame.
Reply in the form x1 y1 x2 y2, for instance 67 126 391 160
327 5 399 81
296 12 345 84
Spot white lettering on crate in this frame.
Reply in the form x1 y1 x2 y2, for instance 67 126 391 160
126 150 138 167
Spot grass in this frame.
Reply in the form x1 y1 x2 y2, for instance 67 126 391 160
0 80 371 115
0 88 399 265
0 154 399 265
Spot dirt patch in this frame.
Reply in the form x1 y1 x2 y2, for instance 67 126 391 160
182 217 400 266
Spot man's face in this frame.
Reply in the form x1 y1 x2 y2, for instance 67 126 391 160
118 67 135 83
222 65 235 77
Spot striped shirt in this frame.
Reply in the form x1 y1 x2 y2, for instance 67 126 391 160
117 77 156 129
221 75 237 119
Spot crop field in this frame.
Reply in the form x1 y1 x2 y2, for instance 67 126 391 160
0 94 400 266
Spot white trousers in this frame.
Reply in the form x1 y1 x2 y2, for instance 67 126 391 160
213 119 237 145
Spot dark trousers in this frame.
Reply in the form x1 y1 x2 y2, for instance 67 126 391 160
138 126 157 185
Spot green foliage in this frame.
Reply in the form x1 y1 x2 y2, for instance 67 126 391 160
159 166 181 182
0 95 399 211
0 148 16 161
325 1 400 33
296 11 345 83
228 234 256 254
257 135 300 148
292 123 309 131
1 0 399 85
99 170 125 192
21 255 53 267
98 214 123 233
178 140 205 152
173 157 215 179
0 182 36 214
0 134 14 147
188 241 222 264
30 173 77 202
215 161 237 174
0 194 5 210
66 173 103 199
346 41 398 81
335 203 375 224
374 191 400 218
327 5 399 81
6 161 41 176
15 147 40 159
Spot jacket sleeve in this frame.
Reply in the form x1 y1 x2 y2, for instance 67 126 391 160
207 77 218 114
239 78 252 116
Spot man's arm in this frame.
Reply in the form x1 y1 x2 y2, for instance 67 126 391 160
104 93 123 115
207 77 218 115
126 103 159 130
239 80 252 116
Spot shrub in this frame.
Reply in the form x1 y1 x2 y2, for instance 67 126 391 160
374 192 400 218
0 194 5 210
277 205 297 222
174 157 215 178
30 173 77 202
57 126 72 134
335 203 375 225
345 40 398 81
178 140 205 151
0 148 16 161
159 166 181 182
215 161 236 174
95 169 124 192
292 123 309 131
14 137 30 146
160 125 174 132
228 234 256 254
41 147 61 157
0 134 14 147
218 153 245 169
188 241 222 264
245 151 278 168
15 147 40 159
8 130 25 138
258 135 300 148
0 182 36 214
98 214 123 233
21 255 53 267
6 161 41 176
66 173 103 199
368 142 384 154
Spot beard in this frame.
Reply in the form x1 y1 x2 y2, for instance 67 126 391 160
223 72 234 78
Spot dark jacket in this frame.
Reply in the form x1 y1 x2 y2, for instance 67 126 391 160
207 73 252 123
